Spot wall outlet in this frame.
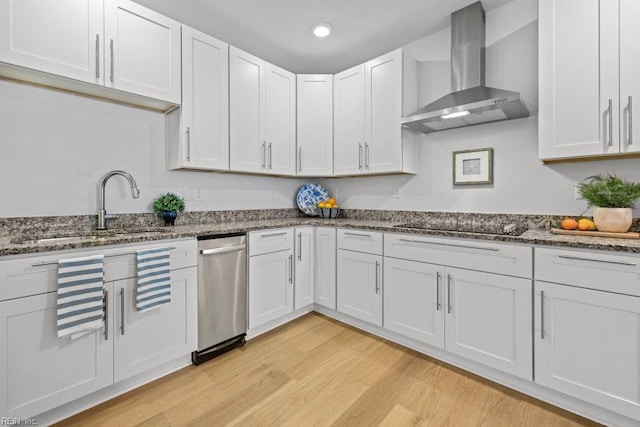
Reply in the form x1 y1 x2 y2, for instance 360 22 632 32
393 186 402 199
194 188 204 201
269 190 276 200
181 187 189 201
574 184 581 200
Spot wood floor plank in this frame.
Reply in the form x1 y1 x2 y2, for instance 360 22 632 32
56 313 602 427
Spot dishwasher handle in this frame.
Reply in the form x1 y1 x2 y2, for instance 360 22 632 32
200 244 246 255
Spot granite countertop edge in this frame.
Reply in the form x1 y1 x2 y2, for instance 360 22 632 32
2 217 640 257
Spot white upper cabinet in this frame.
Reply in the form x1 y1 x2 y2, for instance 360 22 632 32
334 49 417 175
266 63 296 175
297 75 334 176
104 0 181 104
539 0 633 160
230 47 296 175
0 0 181 108
0 0 104 85
168 26 229 171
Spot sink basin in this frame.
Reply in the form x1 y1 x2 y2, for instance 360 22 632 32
10 227 173 245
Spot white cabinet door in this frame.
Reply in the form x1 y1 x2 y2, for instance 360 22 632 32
294 227 314 309
383 258 444 348
179 25 229 170
0 0 104 85
0 287 113 418
365 49 403 174
314 227 336 310
620 0 640 153
336 249 382 326
535 281 640 421
334 64 365 176
539 0 619 160
266 63 296 175
445 267 532 380
104 0 181 103
230 46 267 174
113 267 197 383
249 250 294 329
297 74 333 176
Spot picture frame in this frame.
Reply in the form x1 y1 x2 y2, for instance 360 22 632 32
452 147 493 185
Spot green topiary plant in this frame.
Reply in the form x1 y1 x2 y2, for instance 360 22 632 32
578 174 640 208
152 192 185 213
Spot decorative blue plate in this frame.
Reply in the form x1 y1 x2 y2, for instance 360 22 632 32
296 184 329 216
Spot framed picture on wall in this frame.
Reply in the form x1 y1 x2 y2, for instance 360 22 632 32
453 148 493 185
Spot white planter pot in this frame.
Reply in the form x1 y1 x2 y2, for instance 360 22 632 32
593 207 633 233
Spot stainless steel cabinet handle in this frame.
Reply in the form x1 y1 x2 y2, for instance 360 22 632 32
436 272 441 311
447 274 452 314
298 147 302 172
200 244 246 255
540 290 545 340
268 143 273 170
558 254 636 266
30 247 177 267
119 288 125 335
109 39 114 83
186 127 191 161
608 98 613 147
104 289 109 340
365 142 370 169
398 238 499 252
344 232 371 238
261 142 266 169
375 261 380 294
288 254 293 284
95 34 100 79
629 96 633 146
358 143 363 170
260 231 287 238
298 232 302 261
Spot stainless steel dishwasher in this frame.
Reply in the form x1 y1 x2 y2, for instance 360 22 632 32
192 233 247 365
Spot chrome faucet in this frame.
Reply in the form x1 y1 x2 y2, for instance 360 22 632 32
97 170 140 230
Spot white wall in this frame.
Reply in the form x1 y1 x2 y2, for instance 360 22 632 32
322 0 640 216
0 80 305 217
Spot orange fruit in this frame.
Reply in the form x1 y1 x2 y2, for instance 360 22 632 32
327 197 336 205
561 218 578 230
318 202 326 208
578 218 596 231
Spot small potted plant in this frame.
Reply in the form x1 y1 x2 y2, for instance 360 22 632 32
152 192 185 226
578 174 640 232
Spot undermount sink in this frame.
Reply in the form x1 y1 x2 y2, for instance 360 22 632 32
10 227 172 245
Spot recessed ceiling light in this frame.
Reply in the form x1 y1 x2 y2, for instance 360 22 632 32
312 22 332 38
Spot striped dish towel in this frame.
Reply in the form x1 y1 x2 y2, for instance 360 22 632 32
136 247 171 312
57 255 105 339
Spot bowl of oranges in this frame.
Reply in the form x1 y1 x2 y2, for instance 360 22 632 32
317 197 340 219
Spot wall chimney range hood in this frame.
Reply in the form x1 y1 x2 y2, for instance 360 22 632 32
401 1 529 133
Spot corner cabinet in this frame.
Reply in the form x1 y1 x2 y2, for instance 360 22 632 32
294 227 315 309
334 49 417 176
296 75 334 176
230 47 296 176
314 227 337 309
0 0 181 107
167 26 229 171
539 0 640 161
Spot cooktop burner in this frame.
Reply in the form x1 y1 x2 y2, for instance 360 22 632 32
393 222 527 236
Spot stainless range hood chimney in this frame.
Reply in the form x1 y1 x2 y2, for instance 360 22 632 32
401 1 529 133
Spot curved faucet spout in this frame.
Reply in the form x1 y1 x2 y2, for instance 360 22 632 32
97 170 140 230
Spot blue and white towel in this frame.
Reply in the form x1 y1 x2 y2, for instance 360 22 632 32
57 255 105 339
136 247 171 312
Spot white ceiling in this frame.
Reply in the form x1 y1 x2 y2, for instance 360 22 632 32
133 0 515 74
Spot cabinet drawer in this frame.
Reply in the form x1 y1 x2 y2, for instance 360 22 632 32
249 228 294 256
535 247 640 296
0 239 196 301
337 228 383 255
384 233 532 278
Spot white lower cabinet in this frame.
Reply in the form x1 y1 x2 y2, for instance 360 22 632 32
445 267 532 380
314 227 336 309
383 257 444 348
535 280 640 420
294 227 314 309
336 249 382 326
113 267 197 383
249 249 294 328
0 286 113 418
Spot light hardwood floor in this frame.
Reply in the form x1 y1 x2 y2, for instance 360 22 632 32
57 313 600 426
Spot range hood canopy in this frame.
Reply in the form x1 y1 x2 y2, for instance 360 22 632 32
401 1 529 133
